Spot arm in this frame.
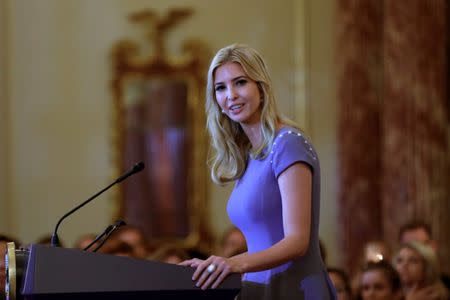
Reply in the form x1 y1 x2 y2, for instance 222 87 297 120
180 162 312 289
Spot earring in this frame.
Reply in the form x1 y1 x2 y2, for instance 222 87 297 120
221 109 225 113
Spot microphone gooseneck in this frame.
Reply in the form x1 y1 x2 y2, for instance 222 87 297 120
91 220 127 253
83 225 114 251
84 220 127 251
50 162 144 247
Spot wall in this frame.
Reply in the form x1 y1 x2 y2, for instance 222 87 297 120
292 0 338 265
306 0 338 265
0 0 10 231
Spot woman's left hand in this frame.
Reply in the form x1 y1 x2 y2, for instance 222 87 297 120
180 255 236 290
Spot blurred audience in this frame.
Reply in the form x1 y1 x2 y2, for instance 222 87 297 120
398 220 435 248
151 246 190 264
393 241 448 300
218 226 247 258
398 220 450 292
328 267 353 300
97 237 135 257
356 260 402 300
113 225 149 259
352 240 393 295
363 240 392 264
73 233 97 250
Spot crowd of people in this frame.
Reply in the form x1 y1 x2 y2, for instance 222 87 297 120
327 220 449 300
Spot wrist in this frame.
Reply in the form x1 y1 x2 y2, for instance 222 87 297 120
229 255 247 274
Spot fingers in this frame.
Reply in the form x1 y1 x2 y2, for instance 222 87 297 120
192 259 210 281
178 256 231 289
178 258 203 268
211 265 231 289
178 259 194 266
193 256 231 290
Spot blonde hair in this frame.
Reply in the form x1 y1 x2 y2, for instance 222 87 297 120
395 241 448 299
206 44 296 184
396 241 440 285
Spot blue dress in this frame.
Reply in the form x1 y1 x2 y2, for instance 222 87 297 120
227 127 337 299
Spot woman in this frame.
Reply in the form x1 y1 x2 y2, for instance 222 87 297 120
356 261 402 300
328 267 353 300
180 44 336 299
393 241 448 300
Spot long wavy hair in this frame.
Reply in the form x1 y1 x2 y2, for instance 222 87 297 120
206 44 297 184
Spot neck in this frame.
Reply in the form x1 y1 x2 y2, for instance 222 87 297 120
241 122 263 150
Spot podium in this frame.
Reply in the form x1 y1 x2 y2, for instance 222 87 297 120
5 243 240 300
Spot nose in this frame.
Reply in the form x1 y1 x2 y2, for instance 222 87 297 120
226 86 237 101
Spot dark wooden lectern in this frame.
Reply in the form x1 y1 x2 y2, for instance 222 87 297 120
5 243 240 300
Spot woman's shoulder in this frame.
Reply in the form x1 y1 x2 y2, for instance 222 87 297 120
269 126 319 175
271 126 314 153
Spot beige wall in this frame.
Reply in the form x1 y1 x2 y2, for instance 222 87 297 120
1 0 338 265
0 0 10 231
293 0 338 265
308 0 338 265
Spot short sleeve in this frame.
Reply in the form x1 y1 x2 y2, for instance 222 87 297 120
270 130 318 178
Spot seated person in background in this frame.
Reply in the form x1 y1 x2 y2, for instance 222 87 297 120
398 219 450 292
328 267 353 300
355 260 402 300
113 225 149 259
393 241 448 300
218 226 247 258
351 239 392 295
151 246 190 264
97 237 134 257
73 233 97 250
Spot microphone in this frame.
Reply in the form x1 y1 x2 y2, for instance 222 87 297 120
50 162 145 247
83 220 126 251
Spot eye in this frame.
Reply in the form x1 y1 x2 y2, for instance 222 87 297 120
236 79 247 86
409 257 421 264
215 85 225 92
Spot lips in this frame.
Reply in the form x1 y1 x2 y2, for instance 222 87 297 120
230 104 243 111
